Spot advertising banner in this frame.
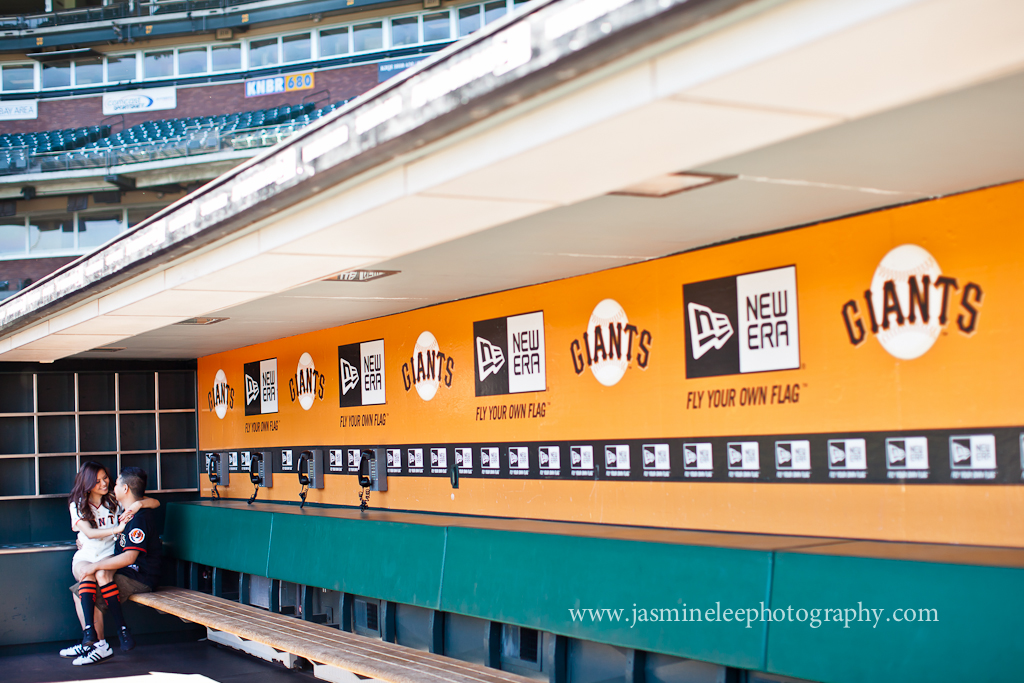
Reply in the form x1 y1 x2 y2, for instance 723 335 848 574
197 181 1024 545
245 72 314 98
0 100 37 121
102 86 177 115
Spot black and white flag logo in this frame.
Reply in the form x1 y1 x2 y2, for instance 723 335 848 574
245 374 260 406
687 303 733 359
474 311 545 396
243 358 278 416
476 337 505 380
340 357 360 396
338 340 386 407
683 266 799 378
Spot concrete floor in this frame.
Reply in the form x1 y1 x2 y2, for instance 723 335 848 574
5 637 321 683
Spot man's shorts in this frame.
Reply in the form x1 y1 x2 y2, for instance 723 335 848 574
69 571 152 611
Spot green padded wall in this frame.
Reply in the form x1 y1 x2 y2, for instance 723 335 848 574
766 552 1024 683
440 527 772 670
162 503 1024 682
266 512 446 608
163 503 274 577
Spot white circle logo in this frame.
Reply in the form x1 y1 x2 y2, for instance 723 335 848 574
414 331 441 401
213 369 229 419
588 299 630 386
871 245 943 360
297 353 316 411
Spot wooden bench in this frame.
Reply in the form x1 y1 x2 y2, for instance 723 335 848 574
131 587 536 683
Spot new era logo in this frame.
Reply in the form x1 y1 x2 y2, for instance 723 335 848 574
476 337 505 380
243 358 278 416
245 374 259 406
683 266 799 378
338 339 386 407
340 357 359 395
474 311 545 396
687 303 733 359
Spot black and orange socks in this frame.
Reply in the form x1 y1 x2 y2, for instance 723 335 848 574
99 582 125 629
78 580 97 628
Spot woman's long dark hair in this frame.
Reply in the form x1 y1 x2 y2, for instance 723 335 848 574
69 461 117 528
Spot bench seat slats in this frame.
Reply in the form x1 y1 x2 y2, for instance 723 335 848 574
131 588 535 683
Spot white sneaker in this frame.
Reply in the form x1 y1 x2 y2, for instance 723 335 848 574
59 642 87 658
73 640 113 666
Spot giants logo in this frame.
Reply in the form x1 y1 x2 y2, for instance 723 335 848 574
288 352 325 410
569 300 651 386
841 245 982 360
338 340 386 407
683 266 799 378
207 369 233 419
474 311 546 396
401 331 453 401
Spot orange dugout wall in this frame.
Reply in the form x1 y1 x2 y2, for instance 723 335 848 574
197 180 1024 547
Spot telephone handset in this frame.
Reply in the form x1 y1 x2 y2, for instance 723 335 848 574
208 453 221 484
247 452 264 505
297 450 312 508
356 449 387 511
358 453 373 488
298 450 312 487
206 452 227 499
249 452 263 485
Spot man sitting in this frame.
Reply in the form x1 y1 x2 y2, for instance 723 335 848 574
63 467 163 665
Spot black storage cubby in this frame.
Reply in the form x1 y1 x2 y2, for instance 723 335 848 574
159 412 197 450
39 456 78 495
80 454 118 480
0 458 35 497
121 453 157 481
79 414 117 452
161 452 199 490
159 372 196 409
119 372 156 411
36 373 75 413
37 415 76 454
0 416 34 455
77 374 115 412
0 374 33 413
120 413 156 451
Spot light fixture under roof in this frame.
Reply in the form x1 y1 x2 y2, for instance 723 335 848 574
174 317 229 326
89 346 126 353
610 172 734 198
323 269 400 283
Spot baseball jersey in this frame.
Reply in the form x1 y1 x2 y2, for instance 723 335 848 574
115 507 162 588
70 501 118 564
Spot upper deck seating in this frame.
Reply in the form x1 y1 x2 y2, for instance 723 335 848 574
0 100 352 174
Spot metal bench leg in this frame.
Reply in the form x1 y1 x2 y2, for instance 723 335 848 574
302 585 314 621
341 593 353 632
239 574 251 606
484 621 502 669
382 601 397 643
428 610 445 654
270 579 281 613
212 567 225 598
625 649 645 683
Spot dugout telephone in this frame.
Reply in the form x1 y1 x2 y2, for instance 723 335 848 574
247 451 272 504
206 452 228 498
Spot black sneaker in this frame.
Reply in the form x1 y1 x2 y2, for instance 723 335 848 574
118 626 135 652
81 626 97 648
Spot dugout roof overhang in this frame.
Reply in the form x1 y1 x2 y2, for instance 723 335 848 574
1 0 1023 362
